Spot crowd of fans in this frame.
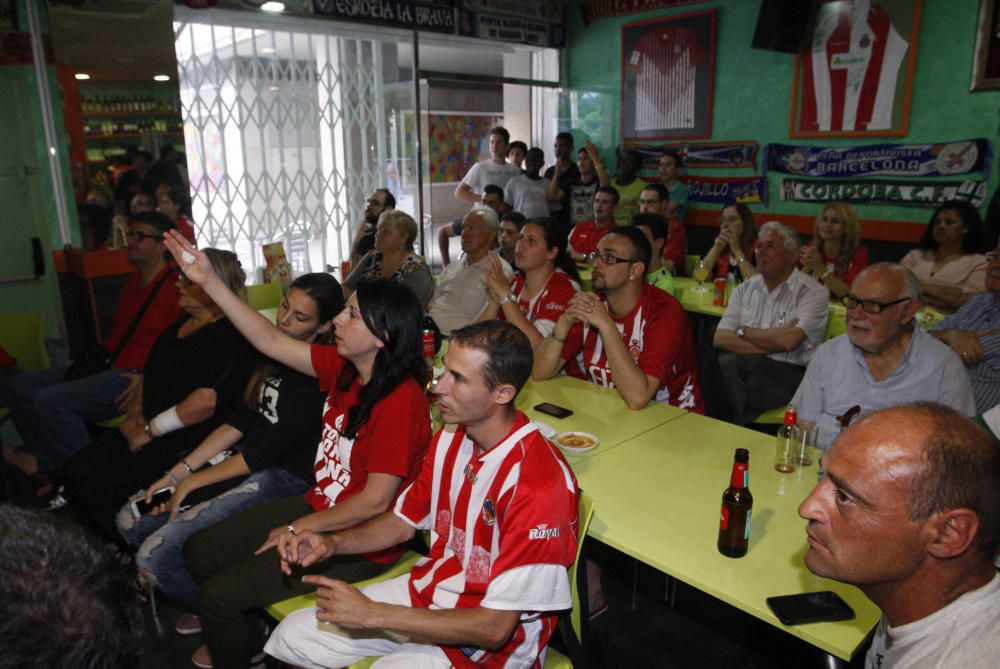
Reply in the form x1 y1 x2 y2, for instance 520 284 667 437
0 124 998 668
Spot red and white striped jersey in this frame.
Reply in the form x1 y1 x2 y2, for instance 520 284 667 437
395 413 579 668
627 24 706 132
500 270 580 339
801 0 908 132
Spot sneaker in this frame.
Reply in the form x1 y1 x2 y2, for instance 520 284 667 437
191 644 266 669
175 613 202 636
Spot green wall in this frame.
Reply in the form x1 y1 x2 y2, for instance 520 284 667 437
564 0 1000 238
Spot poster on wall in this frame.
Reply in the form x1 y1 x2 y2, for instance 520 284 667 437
780 178 987 207
971 0 1000 91
625 140 758 169
765 140 992 178
426 115 499 183
620 10 716 141
789 0 922 138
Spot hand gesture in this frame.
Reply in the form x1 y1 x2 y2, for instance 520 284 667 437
255 524 292 556
120 415 151 452
584 139 600 162
303 576 374 629
278 530 337 575
163 230 214 286
800 246 823 274
944 327 997 365
482 251 511 303
566 292 613 331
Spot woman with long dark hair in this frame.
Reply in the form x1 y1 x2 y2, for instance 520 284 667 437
163 231 431 669
479 218 580 348
901 200 989 312
114 273 343 627
701 202 758 282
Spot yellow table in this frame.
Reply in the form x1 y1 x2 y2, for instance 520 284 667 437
572 412 880 661
515 375 688 463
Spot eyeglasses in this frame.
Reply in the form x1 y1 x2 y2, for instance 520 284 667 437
986 251 1000 263
126 231 163 242
841 295 910 314
587 251 639 266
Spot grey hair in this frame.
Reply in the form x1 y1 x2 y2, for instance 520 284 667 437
759 221 801 251
856 262 923 301
467 206 500 231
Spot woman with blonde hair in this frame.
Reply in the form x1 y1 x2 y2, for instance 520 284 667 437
343 209 434 309
800 201 869 298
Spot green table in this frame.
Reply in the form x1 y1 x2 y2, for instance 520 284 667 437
515 375 688 463
572 412 880 661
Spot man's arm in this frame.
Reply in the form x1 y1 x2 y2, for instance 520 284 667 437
454 181 480 204
738 323 807 353
303 576 522 649
595 319 660 409
532 314 575 380
437 223 459 267
713 329 770 355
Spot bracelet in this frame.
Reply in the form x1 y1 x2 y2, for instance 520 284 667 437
180 458 194 474
734 255 746 264
149 406 184 437
550 332 566 344
498 294 515 306
164 469 180 485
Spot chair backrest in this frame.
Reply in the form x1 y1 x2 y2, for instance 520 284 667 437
568 490 595 640
0 313 49 372
246 283 284 311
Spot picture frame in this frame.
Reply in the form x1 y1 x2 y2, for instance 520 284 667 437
789 0 922 138
620 9 716 141
971 0 1000 91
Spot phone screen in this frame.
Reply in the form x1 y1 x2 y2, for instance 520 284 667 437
766 591 855 626
130 487 174 518
534 402 573 419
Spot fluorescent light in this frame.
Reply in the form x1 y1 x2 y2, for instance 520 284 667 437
74 73 90 80
261 2 285 11
153 75 171 82
260 47 276 54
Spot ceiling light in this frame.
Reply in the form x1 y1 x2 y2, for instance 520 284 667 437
74 73 90 80
153 75 171 82
261 2 285 11
261 47 276 54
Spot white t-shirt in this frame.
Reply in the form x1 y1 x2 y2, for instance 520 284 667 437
865 572 1000 668
504 173 552 219
461 159 521 193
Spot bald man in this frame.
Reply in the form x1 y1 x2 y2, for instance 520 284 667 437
799 403 1000 668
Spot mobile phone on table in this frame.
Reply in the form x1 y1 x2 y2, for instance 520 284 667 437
766 591 855 625
129 486 175 520
534 402 573 419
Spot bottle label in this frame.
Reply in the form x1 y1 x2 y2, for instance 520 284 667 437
719 505 729 530
744 509 752 540
743 470 749 488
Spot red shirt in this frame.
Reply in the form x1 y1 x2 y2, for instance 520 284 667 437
561 283 704 412
661 216 686 268
568 220 613 257
714 240 758 281
395 413 579 668
500 270 579 336
804 243 869 287
306 344 431 563
0 345 13 369
175 215 196 244
104 265 181 370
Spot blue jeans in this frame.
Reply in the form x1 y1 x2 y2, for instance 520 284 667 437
6 367 132 468
116 467 308 610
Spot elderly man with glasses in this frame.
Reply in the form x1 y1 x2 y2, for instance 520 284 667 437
533 225 702 412
791 262 975 450
931 247 1000 413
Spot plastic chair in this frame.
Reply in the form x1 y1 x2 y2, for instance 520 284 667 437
265 492 595 669
246 283 284 311
0 313 50 373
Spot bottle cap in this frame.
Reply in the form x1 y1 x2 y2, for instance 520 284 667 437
784 404 797 425
734 448 749 462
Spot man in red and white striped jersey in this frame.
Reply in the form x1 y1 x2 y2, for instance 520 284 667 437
266 321 579 669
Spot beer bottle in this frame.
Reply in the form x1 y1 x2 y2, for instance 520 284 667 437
718 448 753 558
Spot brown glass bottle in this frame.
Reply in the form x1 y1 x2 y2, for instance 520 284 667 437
718 448 753 558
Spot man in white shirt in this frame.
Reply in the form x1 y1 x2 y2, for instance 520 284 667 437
454 126 521 204
799 403 1000 669
714 221 829 424
429 207 513 335
503 147 551 220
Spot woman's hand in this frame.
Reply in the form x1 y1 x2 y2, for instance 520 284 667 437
120 416 151 452
482 252 510 303
166 480 193 521
800 246 824 274
163 230 215 286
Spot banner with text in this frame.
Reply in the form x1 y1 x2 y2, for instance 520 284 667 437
582 0 707 25
780 179 987 208
458 9 565 47
765 140 992 178
677 175 767 205
626 141 758 170
311 0 455 33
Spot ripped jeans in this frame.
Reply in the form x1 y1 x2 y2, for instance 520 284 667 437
116 467 308 610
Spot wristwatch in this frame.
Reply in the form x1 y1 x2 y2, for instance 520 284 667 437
498 293 516 306
736 326 746 338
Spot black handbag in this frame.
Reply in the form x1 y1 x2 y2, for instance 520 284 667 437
64 268 175 381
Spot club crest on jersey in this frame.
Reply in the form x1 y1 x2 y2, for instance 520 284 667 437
628 339 642 361
529 523 560 540
481 499 496 526
463 463 477 484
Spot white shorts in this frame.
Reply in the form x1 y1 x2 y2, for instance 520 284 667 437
264 574 451 669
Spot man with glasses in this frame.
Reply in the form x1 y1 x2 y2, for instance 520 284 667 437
791 263 974 450
714 221 829 425
3 212 181 507
931 247 1000 413
533 226 703 412
568 186 619 263
349 188 396 267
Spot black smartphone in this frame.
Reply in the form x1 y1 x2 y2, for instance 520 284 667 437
534 402 573 419
766 591 855 626
129 487 174 520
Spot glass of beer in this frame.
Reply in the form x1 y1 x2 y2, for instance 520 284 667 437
691 260 711 292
